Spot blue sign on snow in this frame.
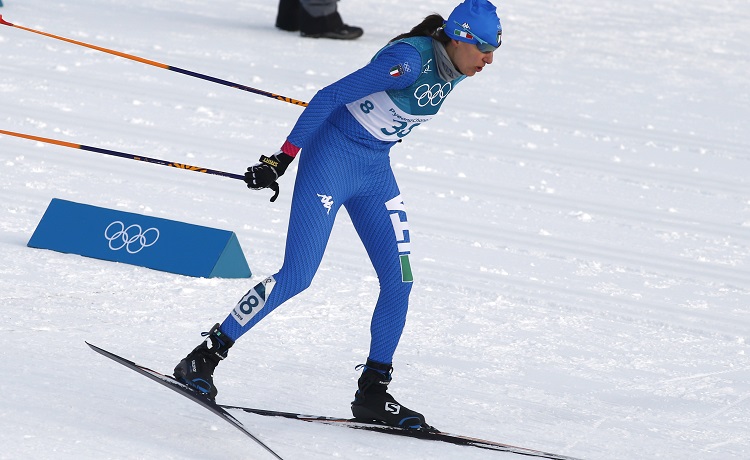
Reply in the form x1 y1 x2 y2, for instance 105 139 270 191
28 198 251 279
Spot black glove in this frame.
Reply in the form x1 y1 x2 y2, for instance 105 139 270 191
244 151 294 202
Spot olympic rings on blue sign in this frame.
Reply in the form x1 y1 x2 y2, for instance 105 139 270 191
104 221 160 254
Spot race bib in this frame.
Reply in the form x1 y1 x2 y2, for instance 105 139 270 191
346 91 435 142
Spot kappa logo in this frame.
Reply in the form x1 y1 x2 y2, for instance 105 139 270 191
317 194 334 215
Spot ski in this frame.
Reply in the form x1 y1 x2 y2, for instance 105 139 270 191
86 342 284 460
219 404 582 460
87 341 578 460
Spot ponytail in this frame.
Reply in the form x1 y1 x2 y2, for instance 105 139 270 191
390 14 451 44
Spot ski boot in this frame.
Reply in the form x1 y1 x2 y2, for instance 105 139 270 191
351 359 428 429
174 323 234 399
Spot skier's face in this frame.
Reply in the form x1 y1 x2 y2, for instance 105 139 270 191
450 40 494 77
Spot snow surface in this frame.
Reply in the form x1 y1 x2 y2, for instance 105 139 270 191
2 0 749 459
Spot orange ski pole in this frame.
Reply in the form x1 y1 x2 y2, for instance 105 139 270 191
0 128 281 201
0 15 308 108
0 129 242 179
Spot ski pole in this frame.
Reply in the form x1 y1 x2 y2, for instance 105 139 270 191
0 129 281 201
0 15 309 108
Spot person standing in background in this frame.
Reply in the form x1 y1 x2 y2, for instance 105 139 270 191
275 0 363 40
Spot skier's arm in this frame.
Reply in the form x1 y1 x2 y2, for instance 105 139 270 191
244 43 422 201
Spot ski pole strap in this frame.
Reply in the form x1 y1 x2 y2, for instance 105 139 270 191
269 182 280 202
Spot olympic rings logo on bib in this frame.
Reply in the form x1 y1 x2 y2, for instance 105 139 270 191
105 221 160 254
414 82 452 107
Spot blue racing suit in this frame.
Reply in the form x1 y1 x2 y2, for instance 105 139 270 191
220 36 465 365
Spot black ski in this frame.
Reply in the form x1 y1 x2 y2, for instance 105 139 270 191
219 404 582 460
87 342 579 460
86 342 284 460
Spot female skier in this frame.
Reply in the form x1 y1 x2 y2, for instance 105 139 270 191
174 0 502 429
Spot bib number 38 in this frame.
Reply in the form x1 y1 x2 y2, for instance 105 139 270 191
360 100 421 139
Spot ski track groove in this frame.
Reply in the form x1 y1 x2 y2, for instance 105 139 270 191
413 257 749 339
485 105 750 162
414 213 748 286
419 177 748 244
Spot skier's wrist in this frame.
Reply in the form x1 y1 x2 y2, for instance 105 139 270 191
280 139 300 157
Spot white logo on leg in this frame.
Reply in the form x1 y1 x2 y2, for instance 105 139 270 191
317 194 333 215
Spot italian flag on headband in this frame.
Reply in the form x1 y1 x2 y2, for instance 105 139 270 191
389 64 404 77
454 29 474 40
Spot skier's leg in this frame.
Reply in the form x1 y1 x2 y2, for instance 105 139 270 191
175 135 359 397
220 145 355 341
345 163 426 428
345 165 413 365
